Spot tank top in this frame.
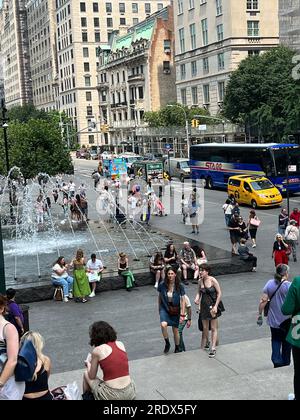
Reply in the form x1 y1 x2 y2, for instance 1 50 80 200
119 261 127 270
99 342 129 381
24 364 49 394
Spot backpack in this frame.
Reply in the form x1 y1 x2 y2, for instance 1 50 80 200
15 339 37 382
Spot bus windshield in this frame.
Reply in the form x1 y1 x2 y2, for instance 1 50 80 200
273 148 300 176
250 179 274 191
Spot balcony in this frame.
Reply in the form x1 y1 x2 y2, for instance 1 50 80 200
127 74 145 83
97 81 109 91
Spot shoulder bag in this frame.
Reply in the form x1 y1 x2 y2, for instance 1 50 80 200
250 218 261 227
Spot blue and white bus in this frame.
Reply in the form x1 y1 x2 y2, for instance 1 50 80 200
190 143 300 193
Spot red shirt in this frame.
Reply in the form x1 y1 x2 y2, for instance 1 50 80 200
99 342 129 381
290 211 300 227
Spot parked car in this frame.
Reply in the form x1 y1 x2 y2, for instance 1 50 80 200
76 149 90 159
90 150 99 160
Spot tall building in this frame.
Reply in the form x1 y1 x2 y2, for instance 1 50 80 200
174 0 279 115
0 0 32 108
97 4 175 151
279 0 300 52
26 0 58 111
55 0 170 146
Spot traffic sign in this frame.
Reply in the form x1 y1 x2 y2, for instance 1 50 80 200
288 165 297 172
165 143 171 149
198 124 207 131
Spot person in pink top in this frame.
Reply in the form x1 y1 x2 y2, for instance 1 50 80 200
83 321 136 400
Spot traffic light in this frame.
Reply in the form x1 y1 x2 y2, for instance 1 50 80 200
191 119 199 128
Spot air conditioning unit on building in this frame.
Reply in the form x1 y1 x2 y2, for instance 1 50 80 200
163 69 171 74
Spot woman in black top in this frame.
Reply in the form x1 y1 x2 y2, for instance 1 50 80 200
164 244 178 269
22 331 53 400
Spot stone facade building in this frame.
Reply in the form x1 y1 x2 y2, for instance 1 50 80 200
26 0 58 111
174 0 279 115
279 0 300 52
0 0 32 108
55 0 170 146
97 3 175 151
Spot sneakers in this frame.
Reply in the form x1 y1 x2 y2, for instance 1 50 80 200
252 244 256 248
154 282 158 289
208 349 216 358
63 297 69 302
204 342 210 351
89 291 95 298
252 267 257 272
68 292 73 299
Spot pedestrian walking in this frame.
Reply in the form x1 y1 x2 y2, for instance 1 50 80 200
272 234 289 266
257 264 292 369
194 264 224 358
285 220 299 262
222 199 234 227
157 267 185 354
188 192 200 234
290 207 300 227
247 210 260 248
278 208 289 236
282 275 300 401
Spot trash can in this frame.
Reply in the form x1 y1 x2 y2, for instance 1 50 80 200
20 304 30 333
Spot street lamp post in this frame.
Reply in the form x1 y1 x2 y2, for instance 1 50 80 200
167 104 190 159
286 148 290 217
0 100 8 293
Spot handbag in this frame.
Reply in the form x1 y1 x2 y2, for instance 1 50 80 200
250 218 261 227
15 339 37 382
168 303 180 316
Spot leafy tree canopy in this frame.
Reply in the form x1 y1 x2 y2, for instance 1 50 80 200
0 106 74 178
144 103 211 127
223 46 300 141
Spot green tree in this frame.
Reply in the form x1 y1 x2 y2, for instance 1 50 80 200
144 104 210 127
223 46 300 141
0 117 73 179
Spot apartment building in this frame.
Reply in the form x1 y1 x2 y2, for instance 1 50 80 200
56 0 170 146
174 0 279 115
97 3 175 150
26 0 58 111
0 0 32 108
279 0 300 52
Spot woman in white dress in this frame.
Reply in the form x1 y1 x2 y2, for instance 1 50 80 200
86 254 104 298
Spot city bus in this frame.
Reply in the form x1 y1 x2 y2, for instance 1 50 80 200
190 143 300 193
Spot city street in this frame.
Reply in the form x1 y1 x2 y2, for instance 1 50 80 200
26 158 300 375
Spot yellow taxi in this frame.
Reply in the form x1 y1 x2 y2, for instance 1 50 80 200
227 175 283 209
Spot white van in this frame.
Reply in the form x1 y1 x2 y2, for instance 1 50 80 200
164 158 190 181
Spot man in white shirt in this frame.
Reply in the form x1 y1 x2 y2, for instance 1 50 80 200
128 192 137 221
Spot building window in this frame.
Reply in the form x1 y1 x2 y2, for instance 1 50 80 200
89 135 95 144
190 23 196 50
132 3 138 13
138 86 144 99
203 57 209 74
93 2 99 12
163 61 171 74
83 47 89 57
180 64 186 80
248 50 260 56
178 0 183 14
218 52 225 70
86 92 92 101
84 76 91 86
247 21 259 37
94 18 99 27
87 106 93 116
203 84 210 104
164 39 171 53
106 2 112 13
133 18 139 25
80 2 86 12
119 3 125 13
201 19 208 46
157 3 163 10
107 18 113 27
191 60 197 77
84 62 90 72
181 88 187 105
120 18 126 25
217 24 223 41
145 3 151 14
82 32 88 42
216 0 222 15
247 0 258 10
81 17 87 27
191 86 198 105
218 81 225 102
179 28 185 53
95 32 100 42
